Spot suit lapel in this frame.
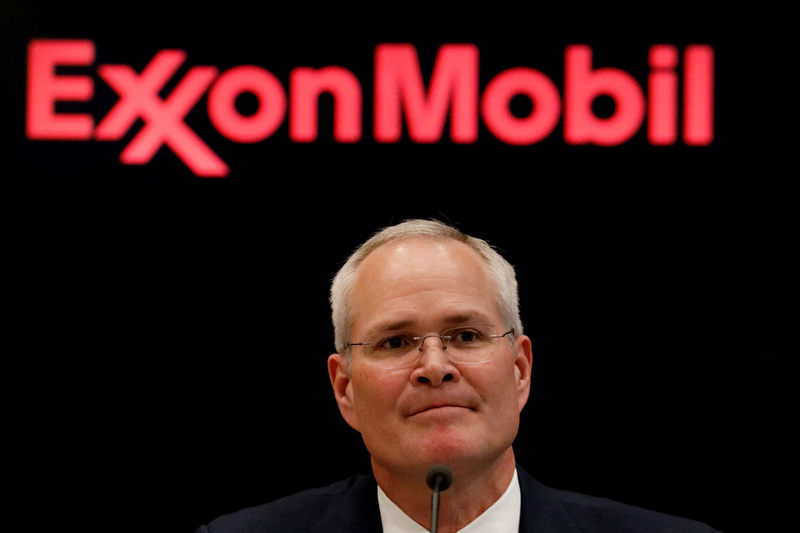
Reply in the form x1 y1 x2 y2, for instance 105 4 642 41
518 467 583 533
310 474 383 532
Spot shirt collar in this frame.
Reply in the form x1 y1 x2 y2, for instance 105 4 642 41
377 468 521 533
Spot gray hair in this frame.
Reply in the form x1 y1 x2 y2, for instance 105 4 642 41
330 219 522 355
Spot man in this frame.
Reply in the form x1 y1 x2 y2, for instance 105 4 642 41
198 219 720 532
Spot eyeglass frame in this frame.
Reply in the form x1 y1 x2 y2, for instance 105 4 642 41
346 326 516 365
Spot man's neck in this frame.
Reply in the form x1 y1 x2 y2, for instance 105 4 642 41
372 448 517 533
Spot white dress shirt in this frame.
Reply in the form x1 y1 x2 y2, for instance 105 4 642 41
377 468 521 533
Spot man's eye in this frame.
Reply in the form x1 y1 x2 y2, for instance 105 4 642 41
452 329 485 344
381 336 408 349
458 330 477 342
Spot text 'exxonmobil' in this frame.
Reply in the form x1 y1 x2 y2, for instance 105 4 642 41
26 40 714 177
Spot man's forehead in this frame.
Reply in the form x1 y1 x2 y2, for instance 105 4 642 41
356 237 486 278
349 237 499 331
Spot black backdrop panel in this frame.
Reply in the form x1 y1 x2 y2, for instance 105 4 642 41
4 3 796 533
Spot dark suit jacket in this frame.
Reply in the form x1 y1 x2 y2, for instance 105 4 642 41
197 467 720 532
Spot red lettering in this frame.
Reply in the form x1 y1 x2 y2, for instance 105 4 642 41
289 67 362 142
25 42 717 177
564 45 645 146
26 39 94 140
481 67 561 145
208 66 286 143
374 44 478 143
684 45 714 145
95 50 226 177
648 45 678 145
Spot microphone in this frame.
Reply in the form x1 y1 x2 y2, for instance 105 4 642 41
426 465 453 533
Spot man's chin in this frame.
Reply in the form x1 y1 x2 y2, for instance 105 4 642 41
412 434 483 466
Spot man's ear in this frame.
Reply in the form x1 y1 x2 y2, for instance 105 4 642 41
513 335 533 412
328 354 360 432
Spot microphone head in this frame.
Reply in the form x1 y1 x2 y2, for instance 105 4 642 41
426 464 454 491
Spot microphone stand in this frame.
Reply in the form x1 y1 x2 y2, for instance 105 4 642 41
426 465 453 533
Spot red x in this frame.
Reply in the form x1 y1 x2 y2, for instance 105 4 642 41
95 50 228 177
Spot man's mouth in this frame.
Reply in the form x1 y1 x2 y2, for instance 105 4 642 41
409 404 474 416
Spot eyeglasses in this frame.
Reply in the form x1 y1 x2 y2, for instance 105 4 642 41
348 326 515 369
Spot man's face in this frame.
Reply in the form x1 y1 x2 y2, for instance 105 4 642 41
328 238 532 481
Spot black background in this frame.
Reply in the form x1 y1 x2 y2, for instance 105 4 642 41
3 2 796 532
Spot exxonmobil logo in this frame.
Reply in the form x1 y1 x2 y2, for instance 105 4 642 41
27 39 714 177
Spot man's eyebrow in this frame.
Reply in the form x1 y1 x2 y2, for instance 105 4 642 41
441 313 489 325
367 319 416 335
366 312 494 336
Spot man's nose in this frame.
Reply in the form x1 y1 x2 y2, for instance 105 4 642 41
410 337 461 386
